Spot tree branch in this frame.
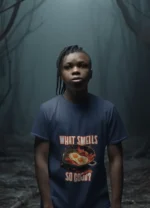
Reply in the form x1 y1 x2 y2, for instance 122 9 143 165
0 0 26 14
0 0 22 42
126 0 150 19
0 0 46 55
0 37 12 107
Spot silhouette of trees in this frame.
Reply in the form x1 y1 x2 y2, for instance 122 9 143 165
116 0 150 158
0 0 46 155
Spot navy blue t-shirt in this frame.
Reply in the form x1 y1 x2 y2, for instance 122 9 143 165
31 94 128 208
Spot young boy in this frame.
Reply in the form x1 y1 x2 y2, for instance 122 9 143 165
32 45 128 208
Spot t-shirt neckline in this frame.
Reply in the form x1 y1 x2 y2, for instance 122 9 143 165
60 93 91 107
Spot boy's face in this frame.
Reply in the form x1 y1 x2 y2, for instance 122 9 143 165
60 52 92 91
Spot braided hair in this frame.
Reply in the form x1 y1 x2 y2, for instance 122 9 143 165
56 45 92 95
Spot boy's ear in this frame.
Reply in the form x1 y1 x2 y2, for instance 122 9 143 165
89 69 93 79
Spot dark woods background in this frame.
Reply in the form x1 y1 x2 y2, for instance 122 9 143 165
0 0 150 207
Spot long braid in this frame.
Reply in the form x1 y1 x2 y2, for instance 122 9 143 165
56 45 91 95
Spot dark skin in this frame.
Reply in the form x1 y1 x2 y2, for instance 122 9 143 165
61 52 92 103
34 52 123 208
107 143 123 208
34 138 52 208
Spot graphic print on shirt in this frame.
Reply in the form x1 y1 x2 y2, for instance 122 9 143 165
59 135 98 182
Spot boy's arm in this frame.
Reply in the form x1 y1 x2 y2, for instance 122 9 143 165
107 142 123 208
34 137 53 208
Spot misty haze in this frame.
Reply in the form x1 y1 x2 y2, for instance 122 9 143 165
0 0 150 207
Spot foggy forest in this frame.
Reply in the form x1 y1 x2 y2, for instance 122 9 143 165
0 0 150 207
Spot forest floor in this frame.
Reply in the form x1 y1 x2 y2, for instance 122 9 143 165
0 137 150 208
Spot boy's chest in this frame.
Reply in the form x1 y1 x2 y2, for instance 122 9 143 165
50 105 107 135
49 107 108 155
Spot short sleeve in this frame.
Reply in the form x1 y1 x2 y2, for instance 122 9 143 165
31 105 49 140
107 106 128 145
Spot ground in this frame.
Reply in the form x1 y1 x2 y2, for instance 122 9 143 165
0 137 150 208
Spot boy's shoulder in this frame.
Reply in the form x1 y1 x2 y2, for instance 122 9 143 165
40 95 61 111
90 94 115 111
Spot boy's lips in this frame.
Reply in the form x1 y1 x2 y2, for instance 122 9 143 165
71 77 83 82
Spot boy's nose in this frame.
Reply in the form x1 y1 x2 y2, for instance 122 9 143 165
72 66 80 74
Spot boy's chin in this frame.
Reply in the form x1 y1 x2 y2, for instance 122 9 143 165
71 85 87 92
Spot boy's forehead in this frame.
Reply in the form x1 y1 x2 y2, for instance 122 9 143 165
63 52 90 64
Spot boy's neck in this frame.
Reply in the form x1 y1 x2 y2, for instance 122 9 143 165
63 88 89 104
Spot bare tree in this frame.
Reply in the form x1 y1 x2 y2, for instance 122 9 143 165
116 0 150 45
0 0 46 156
116 0 150 158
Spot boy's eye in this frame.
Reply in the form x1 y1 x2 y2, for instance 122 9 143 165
63 62 89 70
78 63 88 68
64 65 72 70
